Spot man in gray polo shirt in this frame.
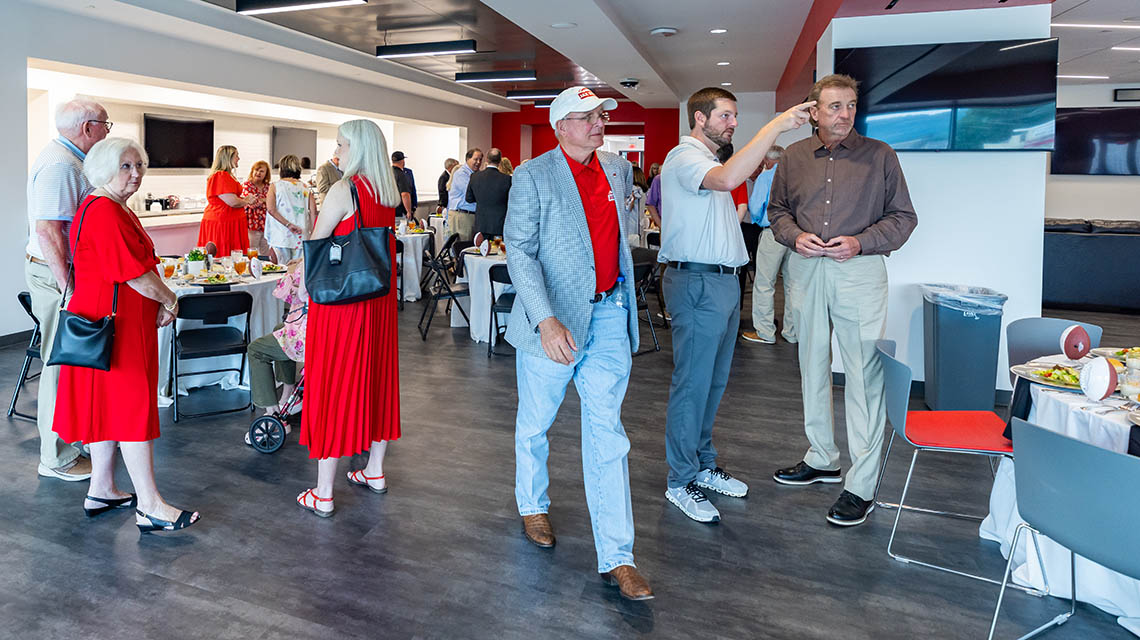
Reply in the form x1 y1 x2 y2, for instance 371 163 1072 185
659 87 811 523
24 98 109 481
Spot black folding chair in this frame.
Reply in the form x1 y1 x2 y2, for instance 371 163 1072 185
487 263 515 358
632 261 661 356
417 237 470 341
646 231 661 249
171 291 253 422
395 238 405 311
7 292 41 421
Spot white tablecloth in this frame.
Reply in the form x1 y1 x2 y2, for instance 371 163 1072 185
981 383 1140 636
156 272 287 406
428 215 447 239
450 251 512 344
397 232 430 302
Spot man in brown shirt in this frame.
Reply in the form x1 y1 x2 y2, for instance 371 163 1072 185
768 74 917 527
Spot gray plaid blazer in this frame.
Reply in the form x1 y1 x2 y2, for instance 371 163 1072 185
503 147 639 359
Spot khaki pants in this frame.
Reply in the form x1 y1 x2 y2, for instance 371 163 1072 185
24 258 80 469
786 253 888 501
751 228 796 342
248 326 299 408
449 210 475 241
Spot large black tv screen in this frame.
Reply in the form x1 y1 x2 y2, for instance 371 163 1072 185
1052 107 1140 175
143 114 214 168
834 38 1058 151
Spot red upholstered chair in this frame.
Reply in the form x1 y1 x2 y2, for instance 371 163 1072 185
874 341 1045 595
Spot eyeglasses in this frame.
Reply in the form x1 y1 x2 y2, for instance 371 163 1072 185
87 120 113 133
563 111 610 125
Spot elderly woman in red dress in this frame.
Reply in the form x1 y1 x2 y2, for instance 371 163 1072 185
198 145 249 256
53 137 199 533
297 119 401 517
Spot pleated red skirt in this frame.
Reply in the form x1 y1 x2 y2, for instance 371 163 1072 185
300 176 401 459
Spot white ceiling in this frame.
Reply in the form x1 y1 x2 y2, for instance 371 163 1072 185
1053 0 1140 84
480 0 812 107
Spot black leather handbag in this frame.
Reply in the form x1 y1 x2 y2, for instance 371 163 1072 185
47 197 118 371
303 180 392 305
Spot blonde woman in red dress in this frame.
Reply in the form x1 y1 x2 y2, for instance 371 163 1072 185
297 119 402 517
198 145 249 256
53 137 199 533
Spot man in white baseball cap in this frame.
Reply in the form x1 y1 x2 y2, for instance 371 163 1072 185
504 86 651 599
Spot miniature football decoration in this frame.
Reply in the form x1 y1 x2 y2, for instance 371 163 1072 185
1060 324 1091 360
1080 356 1117 401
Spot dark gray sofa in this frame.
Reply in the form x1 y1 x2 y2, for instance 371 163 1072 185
1043 218 1140 312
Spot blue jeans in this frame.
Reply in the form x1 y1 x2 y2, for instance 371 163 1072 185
514 298 635 573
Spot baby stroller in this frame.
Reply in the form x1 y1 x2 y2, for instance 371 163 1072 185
247 373 303 454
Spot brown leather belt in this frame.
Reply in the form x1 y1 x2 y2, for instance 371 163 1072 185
26 253 48 266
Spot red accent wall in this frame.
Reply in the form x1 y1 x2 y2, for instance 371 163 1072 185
492 102 679 170
775 0 845 110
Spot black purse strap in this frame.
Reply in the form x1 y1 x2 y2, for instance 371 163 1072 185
61 196 119 316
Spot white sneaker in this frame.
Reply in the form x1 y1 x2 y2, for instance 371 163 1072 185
665 482 721 523
695 467 749 498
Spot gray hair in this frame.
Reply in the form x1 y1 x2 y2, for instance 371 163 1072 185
84 137 148 187
55 98 105 136
766 145 785 160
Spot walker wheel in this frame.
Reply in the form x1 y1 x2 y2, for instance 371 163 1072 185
249 416 286 454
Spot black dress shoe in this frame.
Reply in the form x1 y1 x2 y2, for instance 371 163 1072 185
826 490 874 526
773 461 841 486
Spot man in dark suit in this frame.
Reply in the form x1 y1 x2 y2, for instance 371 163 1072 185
465 147 513 237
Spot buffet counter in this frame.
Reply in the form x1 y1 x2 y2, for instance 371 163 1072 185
139 209 205 256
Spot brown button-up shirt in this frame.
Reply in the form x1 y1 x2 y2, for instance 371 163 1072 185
768 130 917 256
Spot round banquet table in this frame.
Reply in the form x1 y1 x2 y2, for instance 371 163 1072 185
450 250 513 345
397 232 430 302
981 366 1140 637
156 271 287 406
428 215 448 240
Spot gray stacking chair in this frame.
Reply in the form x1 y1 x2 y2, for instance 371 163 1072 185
1006 318 1102 385
990 419 1140 638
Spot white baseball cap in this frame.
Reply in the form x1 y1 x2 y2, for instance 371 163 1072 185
549 86 618 130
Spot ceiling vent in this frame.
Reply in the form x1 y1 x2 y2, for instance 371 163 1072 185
650 27 678 37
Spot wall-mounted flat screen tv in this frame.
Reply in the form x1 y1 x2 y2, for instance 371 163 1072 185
272 127 317 170
833 38 1058 151
1052 107 1140 175
143 114 214 168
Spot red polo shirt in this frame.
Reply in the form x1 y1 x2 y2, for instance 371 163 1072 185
561 147 620 294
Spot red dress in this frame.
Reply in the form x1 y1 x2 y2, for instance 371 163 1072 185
54 196 161 444
300 176 401 459
199 171 248 255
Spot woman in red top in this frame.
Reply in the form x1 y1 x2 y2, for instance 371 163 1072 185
242 160 270 254
53 137 199 533
297 119 402 518
198 145 249 256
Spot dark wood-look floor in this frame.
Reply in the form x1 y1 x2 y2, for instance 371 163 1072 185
0 288 1132 639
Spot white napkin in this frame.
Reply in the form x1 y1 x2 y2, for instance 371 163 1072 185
479 238 490 256
250 257 262 280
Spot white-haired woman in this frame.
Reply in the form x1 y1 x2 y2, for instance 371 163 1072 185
53 137 200 533
297 119 402 517
198 145 250 257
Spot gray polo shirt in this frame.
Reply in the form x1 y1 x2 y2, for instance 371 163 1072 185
26 138 93 260
657 136 748 267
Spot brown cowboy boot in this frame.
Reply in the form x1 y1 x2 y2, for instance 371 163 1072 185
600 565 654 600
521 514 555 548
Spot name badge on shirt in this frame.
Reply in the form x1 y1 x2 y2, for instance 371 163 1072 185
608 191 615 202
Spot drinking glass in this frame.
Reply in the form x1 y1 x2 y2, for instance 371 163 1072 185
247 247 259 259
162 259 176 279
234 256 248 276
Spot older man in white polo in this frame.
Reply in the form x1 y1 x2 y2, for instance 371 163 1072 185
24 98 110 481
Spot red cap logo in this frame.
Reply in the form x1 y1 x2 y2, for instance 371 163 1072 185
577 87 596 100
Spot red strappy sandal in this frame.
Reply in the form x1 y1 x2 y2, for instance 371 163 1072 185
297 488 334 518
346 470 388 494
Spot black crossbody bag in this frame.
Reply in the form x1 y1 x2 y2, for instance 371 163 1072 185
47 196 118 371
303 179 392 305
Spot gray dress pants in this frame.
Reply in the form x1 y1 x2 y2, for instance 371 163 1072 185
662 267 740 488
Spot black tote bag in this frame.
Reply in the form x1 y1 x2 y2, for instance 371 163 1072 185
303 179 393 305
47 197 119 371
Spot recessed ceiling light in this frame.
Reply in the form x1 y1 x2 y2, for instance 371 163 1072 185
710 28 727 34
721 82 732 86
236 0 365 15
1056 74 1110 79
1051 22 1140 30
1112 46 1140 51
550 22 577 29
716 61 730 66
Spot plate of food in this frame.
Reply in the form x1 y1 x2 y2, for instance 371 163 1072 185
1091 346 1140 359
193 273 231 285
260 262 286 273
1010 363 1082 390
